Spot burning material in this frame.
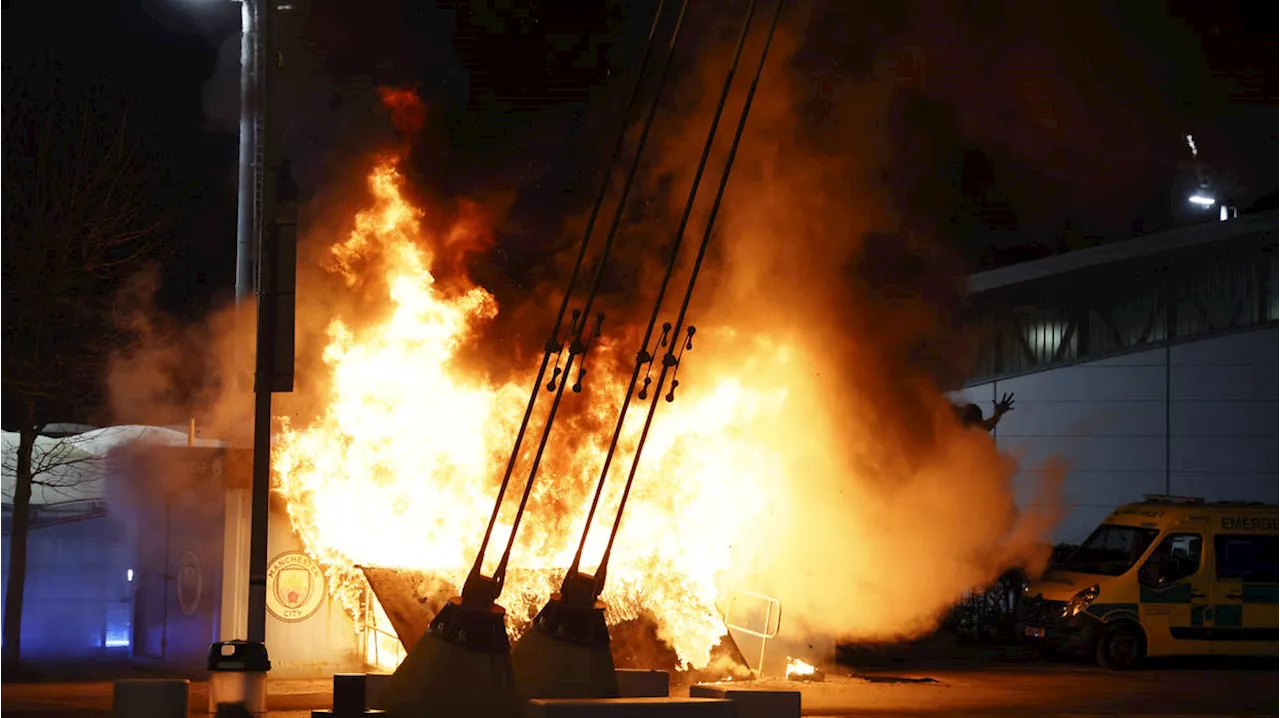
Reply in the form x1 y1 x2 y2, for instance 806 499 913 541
270 2 813 685
272 125 782 671
784 658 823 683
501 0 709 699
508 0 787 703
360 566 754 680
211 0 1066 686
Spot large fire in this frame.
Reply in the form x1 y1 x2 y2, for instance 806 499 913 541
101 30 1055 676
272 154 793 669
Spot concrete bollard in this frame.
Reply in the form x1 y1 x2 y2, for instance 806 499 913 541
333 674 366 715
112 678 190 718
364 673 393 709
615 669 670 698
689 684 800 718
310 672 387 717
525 697 735 718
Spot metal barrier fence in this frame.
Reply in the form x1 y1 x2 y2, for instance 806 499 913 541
723 586 782 677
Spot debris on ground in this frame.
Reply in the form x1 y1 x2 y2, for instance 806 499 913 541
855 675 941 685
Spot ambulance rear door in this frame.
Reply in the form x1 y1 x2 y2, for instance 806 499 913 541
1210 513 1279 656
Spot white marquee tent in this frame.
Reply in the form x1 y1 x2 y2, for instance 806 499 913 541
1 425 225 507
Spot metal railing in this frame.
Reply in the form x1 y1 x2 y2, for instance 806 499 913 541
362 584 404 671
723 586 781 678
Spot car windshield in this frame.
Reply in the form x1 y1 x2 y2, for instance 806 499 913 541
1059 524 1161 576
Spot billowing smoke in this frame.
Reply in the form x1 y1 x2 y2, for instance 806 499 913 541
107 268 250 436
556 2 1065 644
104 0 1064 669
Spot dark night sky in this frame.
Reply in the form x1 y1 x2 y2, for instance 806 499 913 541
3 0 1276 319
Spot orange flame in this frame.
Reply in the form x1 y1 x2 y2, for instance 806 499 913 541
784 657 816 678
272 153 791 669
377 86 427 135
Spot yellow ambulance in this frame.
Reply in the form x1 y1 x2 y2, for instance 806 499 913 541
1019 495 1278 668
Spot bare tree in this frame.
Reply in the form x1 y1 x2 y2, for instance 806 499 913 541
2 433 101 502
2 61 170 669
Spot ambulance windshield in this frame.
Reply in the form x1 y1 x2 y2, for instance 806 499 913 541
1060 524 1160 576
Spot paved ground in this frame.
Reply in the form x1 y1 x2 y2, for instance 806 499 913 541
0 677 328 717
704 661 1279 716
1 659 1275 716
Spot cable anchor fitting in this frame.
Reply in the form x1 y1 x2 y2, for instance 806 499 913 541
573 312 606 393
665 325 695 403
638 322 671 400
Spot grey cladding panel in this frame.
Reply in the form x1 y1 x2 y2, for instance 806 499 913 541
984 312 1277 541
1170 364 1279 401
950 385 994 407
997 366 1166 402
1023 503 1116 544
1171 400 1278 438
1012 470 1166 508
1168 473 1280 504
1081 348 1167 368
1170 326 1278 366
999 436 1166 473
1169 436 1279 474
996 400 1166 438
1011 468 1059 506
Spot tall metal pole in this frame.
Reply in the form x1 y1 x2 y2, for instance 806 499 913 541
234 0 259 304
221 0 262 649
246 0 276 645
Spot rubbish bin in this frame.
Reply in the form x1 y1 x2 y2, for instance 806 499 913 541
207 640 271 716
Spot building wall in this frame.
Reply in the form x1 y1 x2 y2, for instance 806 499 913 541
62 441 364 677
118 444 362 676
1 511 134 658
105 445 233 672
956 325 1278 543
260 493 363 677
131 483 227 671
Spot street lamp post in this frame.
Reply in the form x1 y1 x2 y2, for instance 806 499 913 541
208 0 276 710
245 0 276 647
229 0 295 645
211 0 295 710
241 0 297 649
233 0 260 304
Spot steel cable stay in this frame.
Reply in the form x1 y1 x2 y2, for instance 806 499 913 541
461 0 676 607
377 4 787 714
592 0 787 600
554 0 769 609
505 5 779 700
480 0 700 600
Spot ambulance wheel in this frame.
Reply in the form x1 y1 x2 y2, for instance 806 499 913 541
1095 622 1145 670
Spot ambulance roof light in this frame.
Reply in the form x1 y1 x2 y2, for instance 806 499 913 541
1143 494 1205 504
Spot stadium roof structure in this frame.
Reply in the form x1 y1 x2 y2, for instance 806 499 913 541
963 210 1277 384
968 210 1277 294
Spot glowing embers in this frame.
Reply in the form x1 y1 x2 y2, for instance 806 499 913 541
784 657 824 682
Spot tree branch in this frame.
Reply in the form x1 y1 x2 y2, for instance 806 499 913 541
2 59 172 425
